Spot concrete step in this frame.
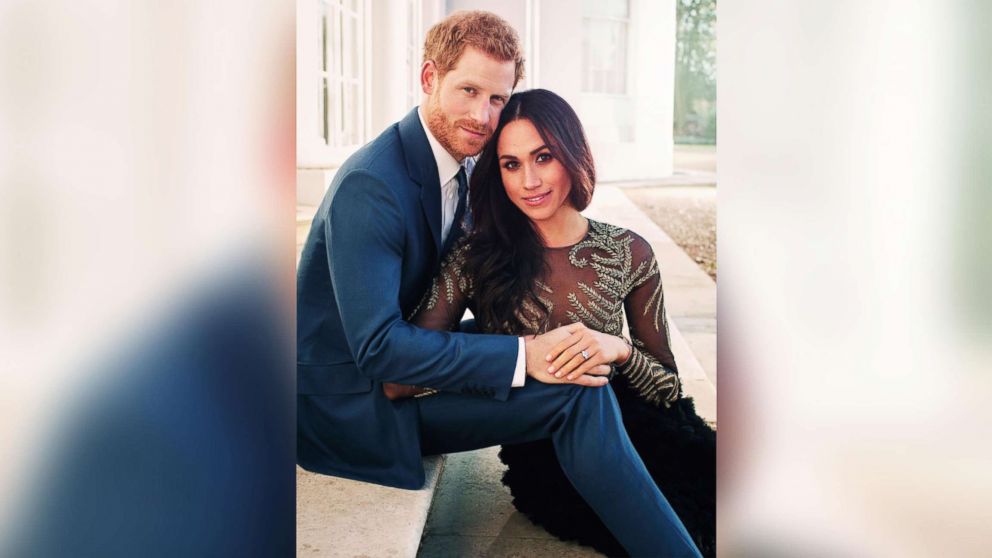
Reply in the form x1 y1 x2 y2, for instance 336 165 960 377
295 205 447 557
669 319 717 426
417 447 606 557
297 456 446 557
604 171 717 187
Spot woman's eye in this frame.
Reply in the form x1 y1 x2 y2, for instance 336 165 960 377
502 161 519 170
536 153 553 163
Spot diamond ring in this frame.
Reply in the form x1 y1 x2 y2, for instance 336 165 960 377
581 350 590 360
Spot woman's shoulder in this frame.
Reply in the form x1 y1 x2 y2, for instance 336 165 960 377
448 236 473 259
586 219 655 257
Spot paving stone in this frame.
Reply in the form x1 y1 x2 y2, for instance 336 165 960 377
297 456 444 557
418 448 605 557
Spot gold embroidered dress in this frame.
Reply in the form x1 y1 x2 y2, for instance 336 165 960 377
412 219 681 407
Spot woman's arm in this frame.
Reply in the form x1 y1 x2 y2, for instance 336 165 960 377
543 238 680 406
615 241 681 406
407 241 473 331
382 241 473 400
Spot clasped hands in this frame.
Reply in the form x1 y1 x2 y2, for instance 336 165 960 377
525 322 632 387
383 323 631 399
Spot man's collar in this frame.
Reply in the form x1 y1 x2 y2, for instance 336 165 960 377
418 106 462 187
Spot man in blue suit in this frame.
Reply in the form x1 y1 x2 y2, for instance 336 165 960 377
297 10 701 557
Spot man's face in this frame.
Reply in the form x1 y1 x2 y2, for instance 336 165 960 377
423 46 516 161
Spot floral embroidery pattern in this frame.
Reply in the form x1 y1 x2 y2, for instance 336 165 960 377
414 220 681 406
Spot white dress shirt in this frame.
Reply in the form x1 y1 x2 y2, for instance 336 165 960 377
418 107 527 388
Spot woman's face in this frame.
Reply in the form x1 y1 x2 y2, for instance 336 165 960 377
497 119 573 224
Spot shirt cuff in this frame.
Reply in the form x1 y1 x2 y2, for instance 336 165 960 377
511 337 527 387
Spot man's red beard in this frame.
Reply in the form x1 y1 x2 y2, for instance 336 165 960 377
425 94 492 160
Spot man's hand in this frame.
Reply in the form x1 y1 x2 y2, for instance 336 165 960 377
545 323 631 381
524 325 610 387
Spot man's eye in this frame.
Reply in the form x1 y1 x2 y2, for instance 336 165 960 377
463 87 476 95
491 97 506 106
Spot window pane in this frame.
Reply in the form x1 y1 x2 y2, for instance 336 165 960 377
337 7 346 77
319 0 366 149
345 14 355 78
344 83 353 146
321 78 329 144
583 18 627 94
335 78 343 146
321 13 328 71
346 82 360 144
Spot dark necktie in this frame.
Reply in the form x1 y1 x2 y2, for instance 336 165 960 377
442 165 468 256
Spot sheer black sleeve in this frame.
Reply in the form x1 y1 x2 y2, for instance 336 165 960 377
618 237 681 407
409 241 474 331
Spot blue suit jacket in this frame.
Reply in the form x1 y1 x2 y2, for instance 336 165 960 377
297 107 519 489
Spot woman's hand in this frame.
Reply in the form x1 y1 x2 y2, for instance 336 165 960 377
544 323 632 381
525 329 612 387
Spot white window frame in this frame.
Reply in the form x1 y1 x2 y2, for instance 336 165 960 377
298 0 372 168
405 0 423 110
524 0 541 89
581 0 631 96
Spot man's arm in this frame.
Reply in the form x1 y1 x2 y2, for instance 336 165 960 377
328 171 519 399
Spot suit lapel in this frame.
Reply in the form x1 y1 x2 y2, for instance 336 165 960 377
397 107 442 261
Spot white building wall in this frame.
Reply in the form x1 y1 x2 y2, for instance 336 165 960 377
580 0 677 181
533 0 583 105
448 0 528 49
297 0 676 205
297 0 444 206
370 0 447 137
448 0 536 93
445 0 676 182
369 0 410 138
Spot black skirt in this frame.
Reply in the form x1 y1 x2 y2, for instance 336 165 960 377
498 379 716 557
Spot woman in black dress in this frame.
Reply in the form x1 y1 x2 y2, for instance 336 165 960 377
390 88 715 557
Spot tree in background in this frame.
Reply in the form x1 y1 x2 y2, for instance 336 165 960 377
674 0 716 145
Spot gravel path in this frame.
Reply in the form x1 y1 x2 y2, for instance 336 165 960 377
622 185 717 282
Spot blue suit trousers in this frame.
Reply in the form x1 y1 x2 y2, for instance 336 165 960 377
415 381 702 558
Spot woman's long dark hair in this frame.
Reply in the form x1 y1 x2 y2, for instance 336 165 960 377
465 89 596 334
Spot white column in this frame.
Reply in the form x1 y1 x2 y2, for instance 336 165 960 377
369 0 411 137
535 0 583 105
579 0 676 182
629 0 676 179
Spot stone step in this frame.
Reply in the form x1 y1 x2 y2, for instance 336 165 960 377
417 447 606 557
297 456 446 557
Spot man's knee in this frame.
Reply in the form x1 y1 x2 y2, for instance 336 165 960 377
522 382 619 422
564 383 619 416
